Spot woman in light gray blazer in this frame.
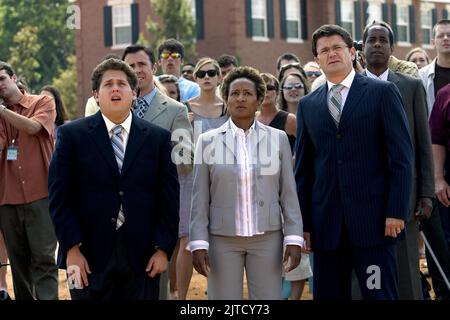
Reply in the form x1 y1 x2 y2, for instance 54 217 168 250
189 66 304 300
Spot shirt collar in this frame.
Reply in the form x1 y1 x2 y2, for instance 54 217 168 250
365 68 389 81
229 118 256 138
102 111 133 135
327 68 355 92
140 87 158 105
15 92 29 108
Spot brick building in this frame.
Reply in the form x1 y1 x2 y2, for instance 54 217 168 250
73 0 450 114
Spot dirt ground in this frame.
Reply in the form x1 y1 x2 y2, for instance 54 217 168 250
4 266 313 300
5 259 431 300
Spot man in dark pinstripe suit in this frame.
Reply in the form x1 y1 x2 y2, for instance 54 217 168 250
295 24 414 300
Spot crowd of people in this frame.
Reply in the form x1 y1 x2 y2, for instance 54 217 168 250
1 19 450 301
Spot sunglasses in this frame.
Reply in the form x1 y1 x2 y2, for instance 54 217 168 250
283 83 304 90
305 71 322 77
160 52 181 59
266 84 277 91
195 69 218 78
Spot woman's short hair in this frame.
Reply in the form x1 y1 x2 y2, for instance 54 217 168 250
221 66 266 103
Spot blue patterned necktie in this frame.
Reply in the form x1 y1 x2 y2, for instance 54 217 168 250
135 97 149 119
328 84 344 127
111 125 125 229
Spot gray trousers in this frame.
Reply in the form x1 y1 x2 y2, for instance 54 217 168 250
0 198 58 300
208 230 283 300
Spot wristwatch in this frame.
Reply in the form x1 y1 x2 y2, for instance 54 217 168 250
0 104 6 114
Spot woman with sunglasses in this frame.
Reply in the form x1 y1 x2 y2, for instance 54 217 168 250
190 66 304 299
175 57 228 300
280 71 310 115
256 73 296 152
303 61 322 86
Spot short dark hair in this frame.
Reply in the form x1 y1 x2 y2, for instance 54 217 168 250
363 20 394 46
433 19 450 38
276 53 301 71
0 61 15 77
217 54 239 68
312 24 353 57
91 58 138 92
122 45 156 64
158 38 185 59
221 66 266 103
41 85 68 126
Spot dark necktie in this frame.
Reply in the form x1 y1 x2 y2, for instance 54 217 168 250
135 97 149 119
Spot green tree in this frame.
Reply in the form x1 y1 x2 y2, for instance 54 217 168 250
52 55 79 119
146 0 196 61
9 26 42 88
0 0 74 92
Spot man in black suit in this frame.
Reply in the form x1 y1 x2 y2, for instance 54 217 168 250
362 21 434 300
295 24 413 300
48 58 179 300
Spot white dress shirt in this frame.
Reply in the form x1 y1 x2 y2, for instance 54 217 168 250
326 68 356 111
366 68 389 82
102 112 132 151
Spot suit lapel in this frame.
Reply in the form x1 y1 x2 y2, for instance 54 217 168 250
339 73 369 126
120 114 149 176
146 90 167 122
219 122 237 160
251 121 267 158
387 70 400 85
88 112 120 177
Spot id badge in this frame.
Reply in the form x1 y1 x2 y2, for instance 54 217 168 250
6 146 18 161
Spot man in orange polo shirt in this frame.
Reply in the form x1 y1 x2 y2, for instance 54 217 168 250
0 61 58 300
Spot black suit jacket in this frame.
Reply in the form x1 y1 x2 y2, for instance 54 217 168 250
48 112 179 273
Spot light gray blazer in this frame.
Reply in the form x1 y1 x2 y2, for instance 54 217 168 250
143 89 193 174
189 120 303 243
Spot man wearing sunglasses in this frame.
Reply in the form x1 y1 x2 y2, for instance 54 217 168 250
158 39 200 102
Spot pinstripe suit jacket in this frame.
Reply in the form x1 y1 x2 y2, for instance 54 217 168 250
294 73 414 250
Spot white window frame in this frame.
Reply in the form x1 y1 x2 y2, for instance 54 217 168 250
341 0 355 38
396 2 411 46
285 0 303 43
365 0 384 26
111 5 132 49
251 0 269 41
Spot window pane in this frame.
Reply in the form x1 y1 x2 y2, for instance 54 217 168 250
366 3 381 25
286 0 299 20
287 20 299 38
398 6 408 24
252 0 265 17
113 6 130 25
421 10 431 26
252 18 265 37
342 22 353 36
115 26 131 45
397 25 408 42
342 1 354 21
422 28 431 44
